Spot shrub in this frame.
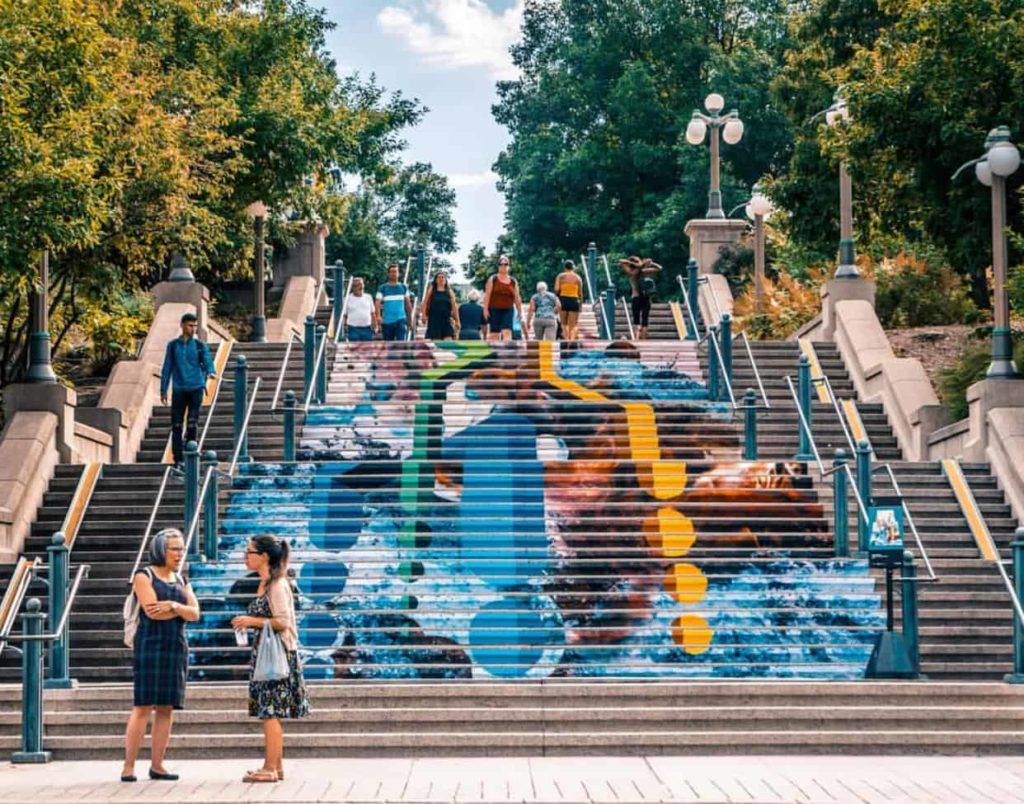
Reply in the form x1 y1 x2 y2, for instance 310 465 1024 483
938 333 1024 420
871 249 978 328
733 267 827 340
81 292 154 375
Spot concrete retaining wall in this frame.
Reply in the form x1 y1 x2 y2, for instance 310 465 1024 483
267 275 316 342
0 412 59 561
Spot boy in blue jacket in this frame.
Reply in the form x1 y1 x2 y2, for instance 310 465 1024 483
160 312 215 465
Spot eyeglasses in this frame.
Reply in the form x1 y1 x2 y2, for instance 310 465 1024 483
244 550 262 556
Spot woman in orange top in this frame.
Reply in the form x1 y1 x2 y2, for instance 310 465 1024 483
554 260 583 341
482 256 524 341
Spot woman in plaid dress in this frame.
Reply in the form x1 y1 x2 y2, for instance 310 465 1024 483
121 528 200 782
231 536 310 783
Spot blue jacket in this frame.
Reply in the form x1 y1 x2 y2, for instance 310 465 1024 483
161 337 214 396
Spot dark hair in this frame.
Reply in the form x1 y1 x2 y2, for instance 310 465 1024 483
564 260 575 269
180 312 198 324
250 536 290 583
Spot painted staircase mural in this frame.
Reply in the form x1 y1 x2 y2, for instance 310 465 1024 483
189 340 884 680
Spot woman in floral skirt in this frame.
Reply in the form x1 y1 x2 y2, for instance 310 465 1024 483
231 536 310 783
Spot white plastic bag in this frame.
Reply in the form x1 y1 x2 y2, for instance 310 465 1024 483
252 621 289 682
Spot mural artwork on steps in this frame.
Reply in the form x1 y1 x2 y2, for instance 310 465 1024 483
188 340 883 681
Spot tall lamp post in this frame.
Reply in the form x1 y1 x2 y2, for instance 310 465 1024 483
686 93 745 219
26 251 57 383
955 127 1020 378
824 97 859 278
745 186 773 314
246 201 268 342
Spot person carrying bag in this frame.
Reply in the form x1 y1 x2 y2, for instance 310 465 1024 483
231 536 310 783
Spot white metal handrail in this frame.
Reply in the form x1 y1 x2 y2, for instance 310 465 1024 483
230 376 263 475
734 330 771 409
580 254 596 306
197 370 228 452
621 297 635 340
309 277 328 320
332 276 356 344
5 564 90 644
698 275 725 324
676 275 703 340
303 326 330 410
811 374 858 457
402 255 413 287
129 465 176 583
601 254 613 289
0 557 41 656
700 328 737 408
406 298 419 342
269 331 302 413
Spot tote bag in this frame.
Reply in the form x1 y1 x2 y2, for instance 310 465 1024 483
253 621 290 682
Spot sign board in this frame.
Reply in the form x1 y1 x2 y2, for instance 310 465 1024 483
868 496 905 568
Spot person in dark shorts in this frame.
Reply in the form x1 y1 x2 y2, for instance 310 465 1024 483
422 270 460 341
122 528 200 782
554 259 583 340
619 256 662 339
160 312 215 466
482 255 524 341
458 289 487 340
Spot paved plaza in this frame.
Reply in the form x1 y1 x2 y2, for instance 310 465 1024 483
2 755 1023 803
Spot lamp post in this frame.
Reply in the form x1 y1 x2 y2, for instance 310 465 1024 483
167 252 195 283
246 201 268 342
824 97 859 278
745 186 773 314
25 251 57 384
955 127 1020 378
686 93 745 219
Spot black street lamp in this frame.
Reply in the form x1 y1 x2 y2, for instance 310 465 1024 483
247 201 269 342
25 251 57 383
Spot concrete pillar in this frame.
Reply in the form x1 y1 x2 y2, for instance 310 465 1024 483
683 219 747 275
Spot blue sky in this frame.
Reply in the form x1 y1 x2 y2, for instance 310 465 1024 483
323 1 524 270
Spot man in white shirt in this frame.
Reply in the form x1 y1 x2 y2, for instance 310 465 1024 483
343 277 377 341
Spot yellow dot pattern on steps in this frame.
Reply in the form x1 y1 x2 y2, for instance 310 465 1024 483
538 341 712 655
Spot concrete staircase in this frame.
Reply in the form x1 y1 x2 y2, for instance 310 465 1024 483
4 681 1024 757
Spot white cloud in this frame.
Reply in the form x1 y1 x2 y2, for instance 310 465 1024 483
448 169 499 188
377 1 524 79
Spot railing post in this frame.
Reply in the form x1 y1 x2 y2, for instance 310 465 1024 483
12 599 51 763
720 313 733 393
202 450 219 561
233 355 250 465
856 439 873 553
44 533 72 689
283 390 297 462
686 259 700 339
602 289 616 340
303 315 316 398
833 449 849 558
587 242 598 303
316 324 327 404
183 440 200 560
707 325 720 401
795 354 815 462
743 389 758 460
1006 528 1024 683
901 550 921 677
330 259 345 335
416 244 426 299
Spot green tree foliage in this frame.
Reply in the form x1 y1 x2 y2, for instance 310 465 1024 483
0 0 427 384
492 0 793 295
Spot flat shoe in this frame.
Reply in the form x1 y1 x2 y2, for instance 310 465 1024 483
243 769 279 783
120 775 136 783
149 769 179 781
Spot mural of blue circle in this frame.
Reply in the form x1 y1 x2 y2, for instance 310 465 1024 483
299 611 341 649
308 489 362 550
297 562 348 597
468 598 560 678
302 655 335 680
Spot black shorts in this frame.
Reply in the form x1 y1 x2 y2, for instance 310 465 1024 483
559 296 580 313
489 307 514 333
631 294 651 327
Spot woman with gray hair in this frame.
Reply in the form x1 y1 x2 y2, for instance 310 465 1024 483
458 288 487 340
525 280 561 341
121 528 200 782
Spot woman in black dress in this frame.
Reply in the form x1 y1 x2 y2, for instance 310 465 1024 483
122 528 200 782
231 536 310 783
422 270 460 340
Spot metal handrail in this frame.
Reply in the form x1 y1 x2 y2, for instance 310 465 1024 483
309 276 328 320
5 565 90 643
0 557 41 655
811 374 857 456
230 376 263 474
402 256 413 287
580 255 596 306
698 275 725 324
406 298 419 342
700 329 737 408
129 465 176 583
734 330 771 409
676 275 703 339
197 371 227 452
621 297 636 340
785 375 871 527
873 463 937 581
303 326 330 410
270 331 301 412
601 255 613 289
332 276 356 344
